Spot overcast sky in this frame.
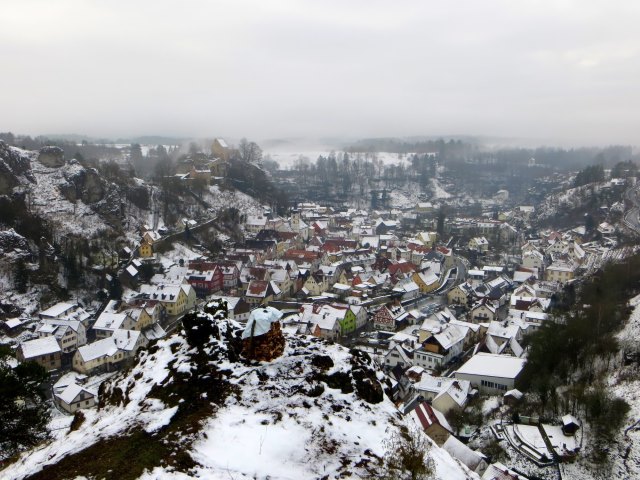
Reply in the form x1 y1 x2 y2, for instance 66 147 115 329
1 0 639 146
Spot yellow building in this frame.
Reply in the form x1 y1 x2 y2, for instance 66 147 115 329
412 271 440 294
138 240 153 258
211 138 230 161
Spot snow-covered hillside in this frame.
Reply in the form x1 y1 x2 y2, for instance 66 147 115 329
1 304 474 480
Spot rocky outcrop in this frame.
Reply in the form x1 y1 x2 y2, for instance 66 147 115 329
0 228 30 257
241 321 286 361
126 184 150 210
0 141 35 194
37 146 65 167
59 167 105 204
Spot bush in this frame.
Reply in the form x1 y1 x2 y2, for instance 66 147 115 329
376 425 434 480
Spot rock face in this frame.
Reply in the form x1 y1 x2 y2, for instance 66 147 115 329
59 167 105 204
37 146 65 167
0 141 34 194
241 321 286 361
0 228 30 257
126 184 150 210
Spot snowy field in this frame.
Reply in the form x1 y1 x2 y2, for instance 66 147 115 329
265 150 414 169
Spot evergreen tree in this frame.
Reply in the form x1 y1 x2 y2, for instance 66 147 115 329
0 350 50 459
13 258 28 293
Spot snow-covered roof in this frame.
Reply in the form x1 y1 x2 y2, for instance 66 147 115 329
40 302 76 318
455 353 525 380
415 374 471 408
93 312 128 332
20 336 61 358
55 383 95 405
410 402 453 433
113 329 142 352
4 317 23 329
431 324 466 350
443 435 486 472
77 338 118 362
562 414 580 427
504 389 523 400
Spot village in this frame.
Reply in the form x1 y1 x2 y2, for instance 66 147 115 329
2 137 634 479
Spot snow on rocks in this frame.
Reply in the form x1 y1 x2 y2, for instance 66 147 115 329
1 305 473 480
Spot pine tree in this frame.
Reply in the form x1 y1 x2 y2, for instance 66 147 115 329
13 258 28 293
0 351 50 459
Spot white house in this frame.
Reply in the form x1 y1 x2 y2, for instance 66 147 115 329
54 383 97 414
454 353 526 395
414 324 465 369
413 374 471 413
36 319 87 353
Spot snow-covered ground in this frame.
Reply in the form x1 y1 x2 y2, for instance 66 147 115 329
1 318 476 480
28 156 111 238
3 335 189 479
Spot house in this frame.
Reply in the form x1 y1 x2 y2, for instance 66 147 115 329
92 312 136 339
136 283 197 316
409 402 453 446
597 222 615 235
522 250 545 271
413 324 465 369
303 273 330 296
415 202 434 214
413 373 471 413
467 268 486 287
469 299 498 323
73 338 122 374
469 236 489 253
283 249 324 271
245 216 268 235
443 436 488 475
561 414 581 436
415 231 438 247
300 303 356 338
545 261 576 283
185 268 223 297
454 353 526 395
17 336 62 371
372 301 410 331
384 343 414 369
349 304 368 329
39 302 85 321
245 280 278 306
209 157 228 177
211 138 230 161
73 330 147 374
138 240 153 258
189 165 212 184
412 270 440 294
503 389 524 406
120 305 159 331
54 383 97 414
392 279 420 301
447 282 474 306
36 319 87 354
